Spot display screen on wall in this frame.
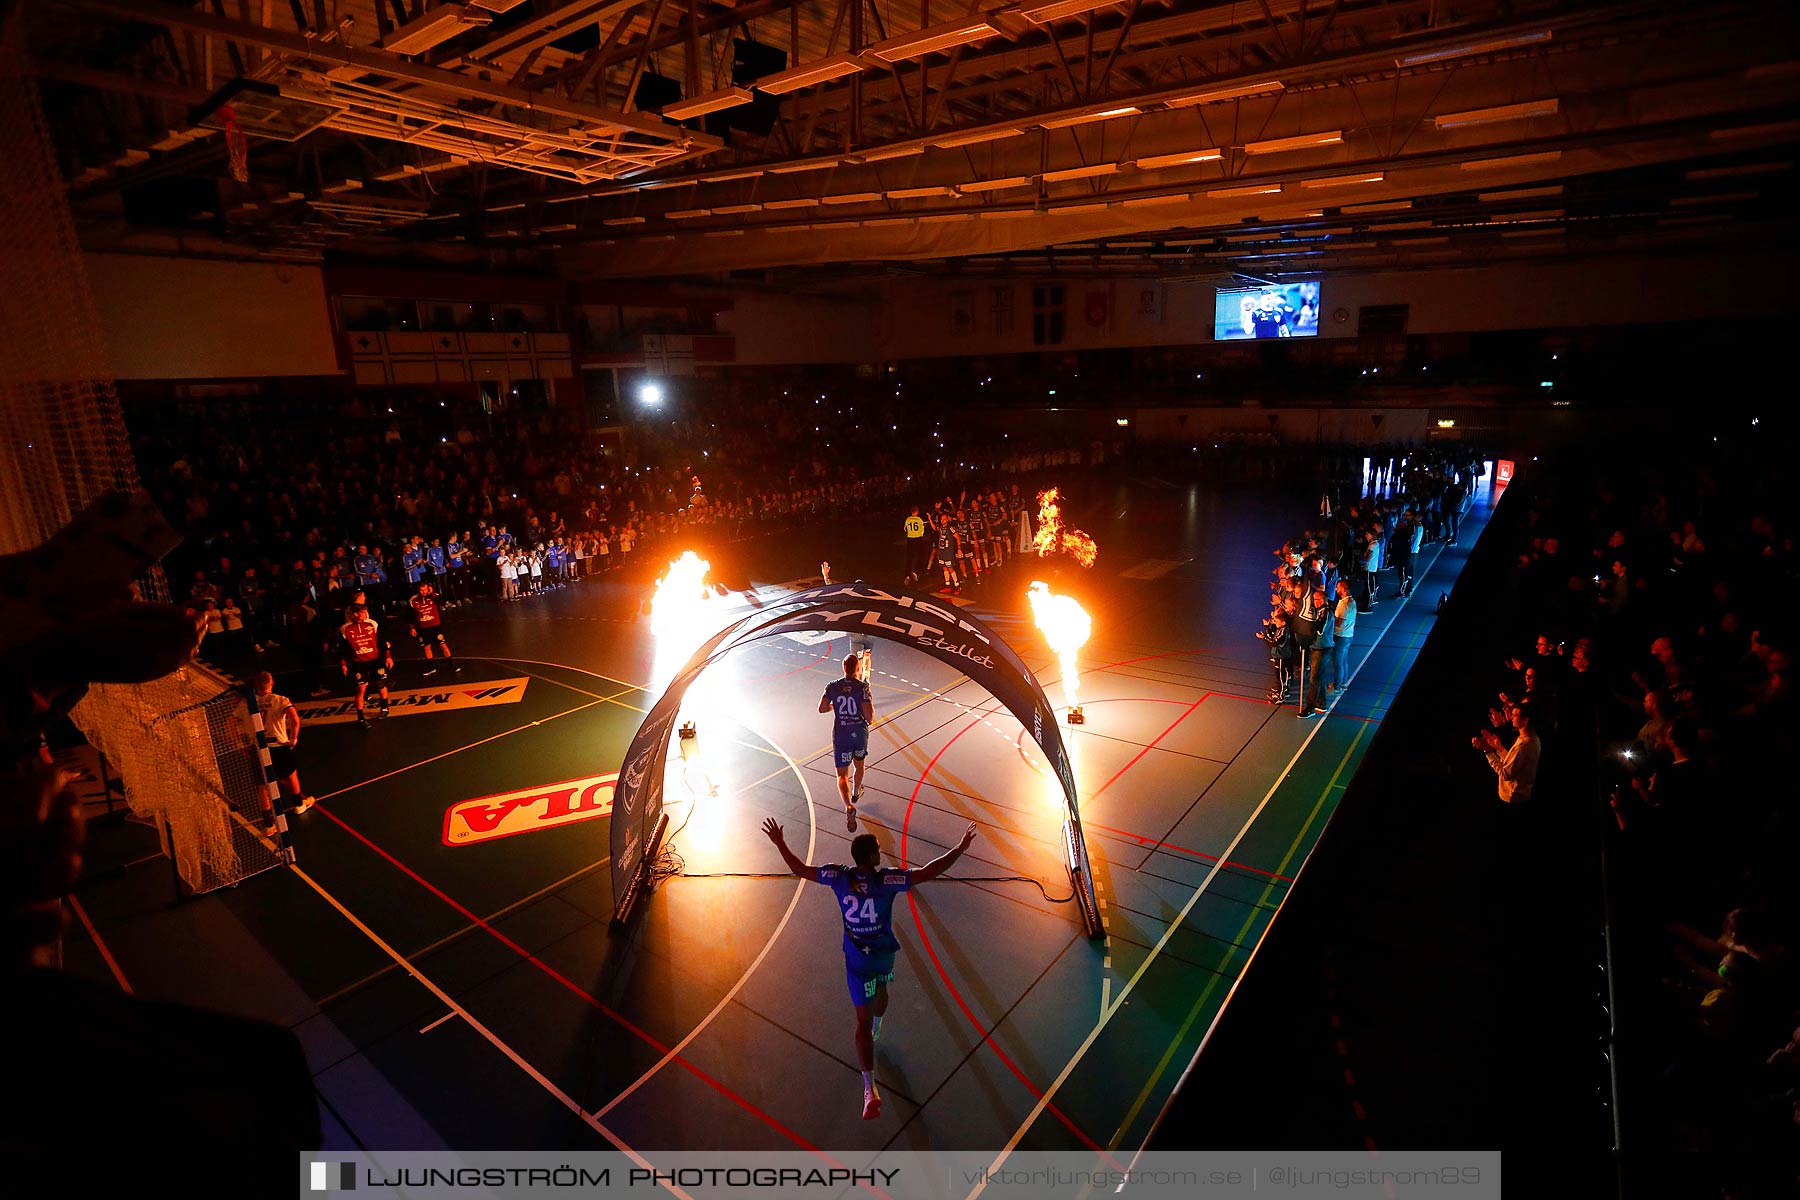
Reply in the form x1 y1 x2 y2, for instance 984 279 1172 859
1213 280 1322 340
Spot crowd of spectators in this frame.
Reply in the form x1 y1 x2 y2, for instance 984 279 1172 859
1261 448 1479 716
124 384 1104 690
1479 452 1797 1181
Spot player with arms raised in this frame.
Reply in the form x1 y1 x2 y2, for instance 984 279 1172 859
762 816 978 1120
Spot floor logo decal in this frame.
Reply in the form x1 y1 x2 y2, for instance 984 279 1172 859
443 772 617 846
296 678 530 726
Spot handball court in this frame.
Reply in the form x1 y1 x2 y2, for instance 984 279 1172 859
63 473 1495 1169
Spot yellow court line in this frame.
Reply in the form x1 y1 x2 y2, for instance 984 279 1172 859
1096 541 1454 1164
481 658 648 709
971 533 1456 1194
484 656 649 696
1101 722 1371 1155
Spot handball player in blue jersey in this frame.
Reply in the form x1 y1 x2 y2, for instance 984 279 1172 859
820 652 874 829
763 815 977 1120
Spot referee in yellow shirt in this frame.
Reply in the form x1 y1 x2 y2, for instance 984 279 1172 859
902 505 927 585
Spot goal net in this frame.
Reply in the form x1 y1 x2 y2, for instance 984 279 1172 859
1 14 286 894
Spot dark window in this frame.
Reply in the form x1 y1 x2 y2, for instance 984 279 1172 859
1032 284 1066 346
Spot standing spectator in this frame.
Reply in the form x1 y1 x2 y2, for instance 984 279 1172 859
1474 701 1540 804
1301 587 1334 717
498 550 518 602
220 596 248 658
1329 577 1356 695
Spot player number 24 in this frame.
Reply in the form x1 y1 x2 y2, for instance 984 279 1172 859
841 896 879 924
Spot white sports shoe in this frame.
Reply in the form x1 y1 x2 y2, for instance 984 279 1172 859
861 1086 882 1121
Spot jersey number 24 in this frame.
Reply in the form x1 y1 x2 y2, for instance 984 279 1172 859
841 895 879 924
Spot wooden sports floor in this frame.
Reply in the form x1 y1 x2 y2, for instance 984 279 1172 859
63 470 1495 1165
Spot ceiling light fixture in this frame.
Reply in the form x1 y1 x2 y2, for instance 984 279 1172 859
1299 171 1385 187
864 20 1000 63
1163 79 1284 108
381 5 492 55
930 126 1027 149
1684 161 1790 180
1020 0 1124 25
1041 162 1120 182
1395 29 1552 68
1207 182 1282 197
754 53 865 95
1040 106 1141 130
960 176 1034 192
1434 97 1560 128
853 144 926 163
1458 149 1563 170
660 87 753 120
1242 130 1343 155
1132 147 1223 171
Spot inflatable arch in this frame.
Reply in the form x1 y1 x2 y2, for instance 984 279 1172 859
608 583 1102 936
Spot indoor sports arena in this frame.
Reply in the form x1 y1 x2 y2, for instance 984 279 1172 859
2 0 1796 1195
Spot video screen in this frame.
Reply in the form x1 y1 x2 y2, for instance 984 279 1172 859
1214 280 1322 340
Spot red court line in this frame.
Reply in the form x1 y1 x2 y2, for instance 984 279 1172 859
1084 822 1294 884
309 804 868 1175
899 706 1119 1163
1091 647 1222 673
1088 693 1213 801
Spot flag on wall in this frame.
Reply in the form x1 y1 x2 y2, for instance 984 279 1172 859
951 291 975 337
1134 283 1166 326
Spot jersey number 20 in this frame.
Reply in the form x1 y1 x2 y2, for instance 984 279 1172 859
841 895 878 924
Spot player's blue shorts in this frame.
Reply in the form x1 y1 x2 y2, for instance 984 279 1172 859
843 934 897 1006
832 727 868 770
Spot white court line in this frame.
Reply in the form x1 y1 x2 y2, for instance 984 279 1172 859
315 697 613 802
596 715 819 1118
289 863 691 1198
967 535 1455 1197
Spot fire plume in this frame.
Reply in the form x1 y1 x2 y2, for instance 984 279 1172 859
1033 487 1098 567
1028 581 1093 714
650 551 714 694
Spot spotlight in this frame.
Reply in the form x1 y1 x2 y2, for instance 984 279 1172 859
640 382 663 406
